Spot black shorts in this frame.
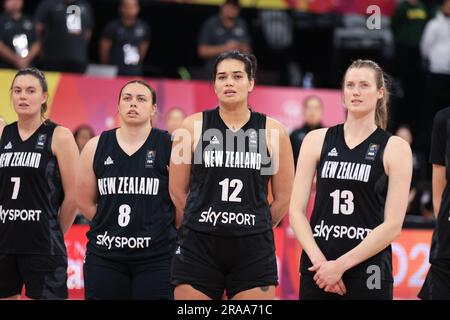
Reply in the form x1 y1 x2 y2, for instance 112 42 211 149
299 274 393 300
418 260 450 300
0 254 68 299
84 252 174 300
171 228 278 300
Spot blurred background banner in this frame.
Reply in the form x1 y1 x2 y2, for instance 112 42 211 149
0 70 345 134
161 0 396 14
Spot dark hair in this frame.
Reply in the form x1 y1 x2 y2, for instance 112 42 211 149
213 50 257 82
342 59 390 130
11 67 48 115
118 80 156 105
73 125 95 140
224 0 240 6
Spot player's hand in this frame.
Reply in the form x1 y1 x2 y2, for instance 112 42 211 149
310 260 345 291
325 279 346 296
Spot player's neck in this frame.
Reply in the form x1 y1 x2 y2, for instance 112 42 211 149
118 123 151 144
219 104 250 130
344 114 377 140
17 115 44 134
8 11 22 21
220 14 236 29
121 17 136 27
219 103 249 118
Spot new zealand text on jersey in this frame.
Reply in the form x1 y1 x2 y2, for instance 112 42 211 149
203 150 261 169
321 161 372 182
97 177 160 195
0 152 41 168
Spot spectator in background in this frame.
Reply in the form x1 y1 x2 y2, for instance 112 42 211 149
290 59 412 300
420 0 450 152
0 68 79 299
35 0 94 73
165 107 185 135
197 0 251 79
73 124 95 152
391 0 427 131
73 124 95 224
99 0 150 76
0 0 40 70
290 95 324 168
396 125 432 219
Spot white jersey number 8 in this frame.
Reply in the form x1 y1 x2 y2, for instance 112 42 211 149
118 204 131 227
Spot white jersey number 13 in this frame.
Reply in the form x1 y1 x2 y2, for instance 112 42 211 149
330 189 354 215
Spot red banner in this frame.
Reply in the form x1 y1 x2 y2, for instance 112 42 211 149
62 224 432 300
49 76 344 135
65 225 88 300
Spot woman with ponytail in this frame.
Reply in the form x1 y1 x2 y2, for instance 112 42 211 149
289 59 412 299
0 68 78 299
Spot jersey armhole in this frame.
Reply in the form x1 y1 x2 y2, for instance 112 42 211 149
317 128 331 171
92 131 109 172
47 122 58 156
192 112 206 154
380 134 393 176
0 125 6 146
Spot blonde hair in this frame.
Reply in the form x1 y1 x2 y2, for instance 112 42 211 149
343 59 389 130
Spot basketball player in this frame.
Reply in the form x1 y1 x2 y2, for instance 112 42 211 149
170 50 294 300
0 68 79 299
77 80 177 299
419 107 450 299
289 59 412 299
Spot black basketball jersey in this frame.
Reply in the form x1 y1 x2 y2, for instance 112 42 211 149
300 124 393 281
182 107 272 237
0 121 66 255
87 128 176 262
429 107 450 261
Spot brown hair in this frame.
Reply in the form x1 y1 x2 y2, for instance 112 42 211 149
118 80 156 105
11 67 48 116
343 59 390 130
